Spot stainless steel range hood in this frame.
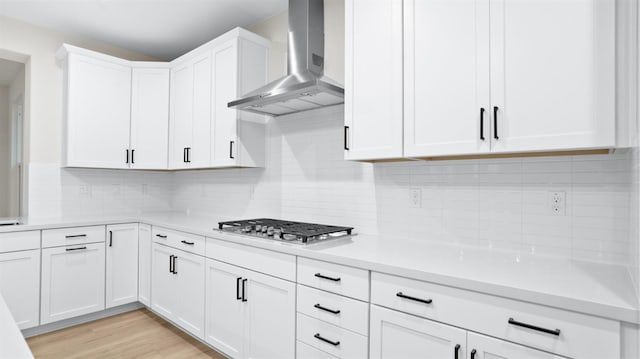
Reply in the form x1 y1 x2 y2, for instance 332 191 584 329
228 0 344 117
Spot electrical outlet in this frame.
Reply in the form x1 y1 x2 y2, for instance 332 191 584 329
409 188 422 208
548 191 566 216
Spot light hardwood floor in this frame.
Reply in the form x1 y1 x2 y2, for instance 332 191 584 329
26 309 226 359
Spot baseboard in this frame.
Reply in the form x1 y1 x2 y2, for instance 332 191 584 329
22 302 144 338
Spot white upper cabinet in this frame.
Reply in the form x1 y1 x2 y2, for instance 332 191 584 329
130 66 170 169
403 0 491 157
489 0 615 153
169 52 212 169
344 0 404 160
210 38 268 168
62 51 132 168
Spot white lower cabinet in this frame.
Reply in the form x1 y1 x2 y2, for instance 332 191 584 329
205 258 296 359
0 249 40 329
151 242 205 339
370 305 466 359
41 242 106 324
138 224 152 306
467 332 562 359
106 224 139 308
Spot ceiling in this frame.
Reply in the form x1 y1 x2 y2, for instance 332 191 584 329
0 57 23 86
0 0 288 60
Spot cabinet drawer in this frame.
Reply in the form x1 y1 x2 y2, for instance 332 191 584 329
206 237 295 281
297 341 338 359
371 272 619 359
0 231 40 252
298 258 369 301
152 226 205 256
297 285 369 335
42 226 105 248
297 313 368 359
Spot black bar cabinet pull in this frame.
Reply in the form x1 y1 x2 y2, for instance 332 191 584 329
344 126 349 150
314 333 340 346
186 148 191 163
66 246 87 252
169 255 174 273
396 292 432 304
236 277 242 300
109 230 113 247
508 317 561 336
65 234 86 239
480 108 485 141
314 303 341 315
172 256 178 275
315 273 341 282
131 149 135 164
471 349 477 359
156 234 167 239
493 106 499 140
241 279 248 302
183 148 187 163
454 344 460 359
181 240 195 246
230 141 235 159
126 149 129 164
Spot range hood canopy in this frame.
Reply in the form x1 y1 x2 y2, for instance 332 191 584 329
228 0 344 117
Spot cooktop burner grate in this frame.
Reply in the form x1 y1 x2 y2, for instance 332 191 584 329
218 218 353 244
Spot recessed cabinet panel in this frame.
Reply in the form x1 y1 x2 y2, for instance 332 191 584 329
404 0 491 157
489 0 615 152
106 224 139 309
169 62 195 169
467 332 563 359
138 224 152 306
0 249 40 329
65 54 132 169
211 40 239 167
191 54 213 168
344 0 404 160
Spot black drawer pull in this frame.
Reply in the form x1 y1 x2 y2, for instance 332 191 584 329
493 106 499 140
65 234 86 239
479 108 485 141
156 234 167 239
471 349 477 359
181 240 195 245
172 256 178 275
508 317 561 336
236 277 242 300
314 273 341 282
314 333 340 346
109 230 113 247
126 149 129 164
242 278 248 302
230 141 235 159
454 344 460 359
344 126 349 150
396 292 432 304
66 246 87 252
169 255 174 273
314 303 341 315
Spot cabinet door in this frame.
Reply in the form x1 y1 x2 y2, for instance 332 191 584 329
205 259 246 358
169 62 194 169
106 224 138 309
138 224 151 306
245 270 296 359
404 0 490 157
344 0 403 160
151 243 176 318
41 243 106 324
370 305 466 359
489 0 615 152
0 249 40 329
191 53 212 168
66 54 131 168
174 249 205 339
211 40 239 167
130 67 170 169
467 332 563 359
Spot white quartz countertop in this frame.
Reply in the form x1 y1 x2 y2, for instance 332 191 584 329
2 212 638 323
0 294 33 359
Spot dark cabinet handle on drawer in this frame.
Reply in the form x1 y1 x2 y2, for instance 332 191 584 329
454 344 460 359
169 255 174 273
493 106 499 140
131 149 135 164
314 273 341 282
471 349 477 359
314 333 340 346
508 317 561 336
479 108 485 141
186 148 191 163
230 141 235 159
183 147 187 163
236 277 242 300
242 279 248 302
126 149 129 164
156 234 167 239
109 230 113 247
172 256 178 275
181 240 194 246
314 303 341 315
65 234 86 239
344 126 349 150
66 246 87 252
396 292 432 304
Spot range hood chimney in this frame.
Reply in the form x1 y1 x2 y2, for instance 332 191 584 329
228 0 344 117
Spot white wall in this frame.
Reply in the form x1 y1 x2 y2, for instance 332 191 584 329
0 87 9 216
8 67 24 216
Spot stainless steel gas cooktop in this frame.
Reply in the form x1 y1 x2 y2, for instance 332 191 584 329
218 218 354 244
